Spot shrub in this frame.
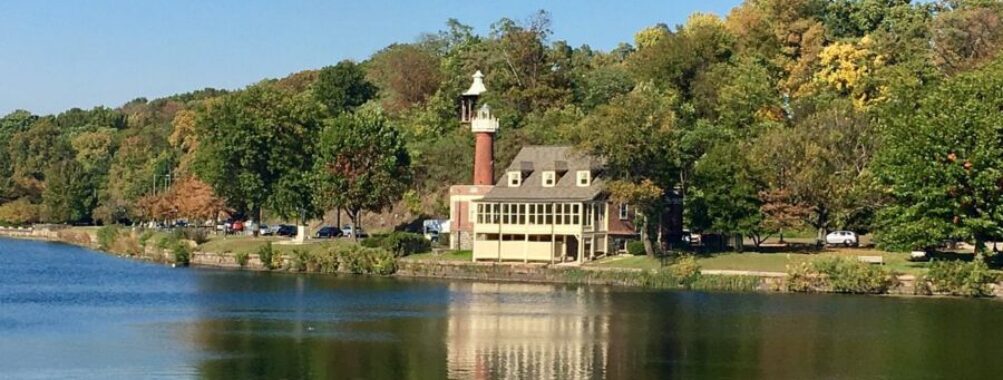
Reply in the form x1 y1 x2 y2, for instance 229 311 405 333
155 235 173 250
290 249 309 272
786 261 827 293
668 255 702 287
786 258 895 294
235 252 249 268
626 240 646 256
180 228 210 245
138 230 154 247
257 242 274 270
360 236 383 248
171 241 191 266
96 225 120 250
380 232 431 257
332 245 397 275
111 231 143 256
924 260 996 297
0 198 41 225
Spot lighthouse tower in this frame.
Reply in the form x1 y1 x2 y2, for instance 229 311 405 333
462 71 497 186
470 104 499 186
448 71 496 251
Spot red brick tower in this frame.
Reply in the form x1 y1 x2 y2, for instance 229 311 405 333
471 105 498 185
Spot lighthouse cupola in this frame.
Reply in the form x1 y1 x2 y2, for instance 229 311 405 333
460 70 487 124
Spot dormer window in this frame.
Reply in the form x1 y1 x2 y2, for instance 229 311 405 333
576 170 591 187
508 171 522 187
542 171 556 187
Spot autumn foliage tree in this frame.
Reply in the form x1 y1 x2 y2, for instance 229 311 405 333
312 109 412 238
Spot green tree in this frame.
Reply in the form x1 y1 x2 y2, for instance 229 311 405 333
313 60 377 116
7 119 73 200
875 59 1003 254
0 110 38 202
193 85 324 223
312 110 412 238
574 85 679 254
688 144 764 251
42 160 94 223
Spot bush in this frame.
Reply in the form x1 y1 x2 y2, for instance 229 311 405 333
380 232 431 257
626 240 646 256
180 228 210 245
333 245 397 275
668 256 702 286
257 242 274 269
290 249 309 272
360 236 383 248
111 231 142 256
786 258 895 294
923 260 996 297
138 230 154 247
0 198 41 225
172 241 191 266
235 252 249 268
96 225 120 250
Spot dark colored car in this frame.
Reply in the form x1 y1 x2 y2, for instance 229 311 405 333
314 226 343 239
275 225 298 237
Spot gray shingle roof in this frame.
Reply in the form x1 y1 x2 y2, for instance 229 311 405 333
481 146 607 202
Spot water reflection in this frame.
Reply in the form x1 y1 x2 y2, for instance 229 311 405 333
187 272 450 380
446 282 611 380
7 238 1003 380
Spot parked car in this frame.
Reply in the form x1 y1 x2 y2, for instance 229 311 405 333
314 226 343 239
425 229 440 243
259 224 272 236
275 224 298 237
825 230 859 247
342 225 368 238
681 230 701 245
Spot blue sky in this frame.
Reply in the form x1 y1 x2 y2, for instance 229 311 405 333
0 0 741 116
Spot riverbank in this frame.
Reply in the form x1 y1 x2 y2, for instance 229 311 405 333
2 226 1000 298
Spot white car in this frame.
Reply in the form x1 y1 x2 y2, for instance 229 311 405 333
825 231 859 247
341 225 368 238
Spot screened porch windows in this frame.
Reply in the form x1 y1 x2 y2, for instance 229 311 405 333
475 202 587 226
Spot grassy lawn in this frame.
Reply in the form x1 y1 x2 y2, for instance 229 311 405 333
199 235 354 256
589 248 932 275
405 250 472 262
589 255 672 270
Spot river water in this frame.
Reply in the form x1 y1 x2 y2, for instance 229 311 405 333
2 238 1003 379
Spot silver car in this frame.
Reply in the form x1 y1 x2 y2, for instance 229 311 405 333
825 231 859 247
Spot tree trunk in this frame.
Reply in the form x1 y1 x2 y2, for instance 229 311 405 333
347 208 360 242
252 206 261 237
734 234 744 253
641 212 654 257
642 227 654 257
974 236 986 261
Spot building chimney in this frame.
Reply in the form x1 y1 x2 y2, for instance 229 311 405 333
460 71 486 124
471 104 499 186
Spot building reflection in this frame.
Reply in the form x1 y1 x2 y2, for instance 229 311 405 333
445 282 611 380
